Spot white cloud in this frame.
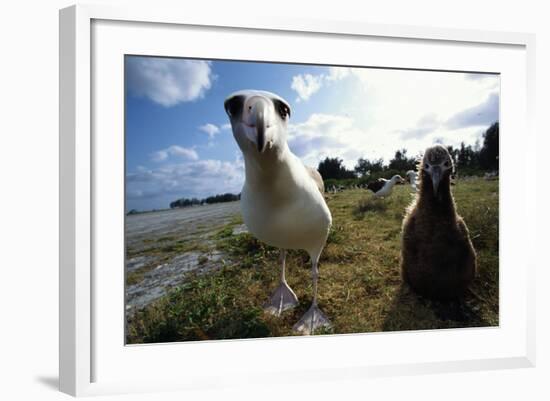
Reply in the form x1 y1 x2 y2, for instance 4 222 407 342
290 68 353 102
445 92 499 129
326 68 498 161
290 67 500 131
199 123 221 139
326 66 351 81
126 158 245 206
398 113 441 140
221 123 232 130
288 113 366 169
151 145 199 162
151 151 169 162
291 74 324 102
126 57 213 107
286 69 497 169
464 73 498 82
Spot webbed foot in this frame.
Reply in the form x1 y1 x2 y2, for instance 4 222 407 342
263 281 299 316
292 303 331 335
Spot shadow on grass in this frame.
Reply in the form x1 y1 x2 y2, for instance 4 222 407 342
127 296 272 344
382 284 490 332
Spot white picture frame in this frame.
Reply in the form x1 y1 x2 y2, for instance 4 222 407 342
59 3 536 397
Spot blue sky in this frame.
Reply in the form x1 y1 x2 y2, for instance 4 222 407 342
125 56 499 211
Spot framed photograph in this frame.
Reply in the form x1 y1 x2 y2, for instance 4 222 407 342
59 4 536 397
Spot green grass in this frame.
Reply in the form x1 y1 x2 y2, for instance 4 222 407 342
126 177 499 343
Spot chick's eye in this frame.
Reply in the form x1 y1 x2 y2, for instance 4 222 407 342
425 163 431 169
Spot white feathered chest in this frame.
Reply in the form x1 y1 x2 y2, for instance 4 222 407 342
240 154 331 257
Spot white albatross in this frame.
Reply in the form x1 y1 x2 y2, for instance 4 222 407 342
406 170 418 191
224 90 333 335
366 174 405 198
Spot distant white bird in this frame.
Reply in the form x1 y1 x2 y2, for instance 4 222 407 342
225 90 333 335
406 170 418 191
484 171 498 181
367 175 405 198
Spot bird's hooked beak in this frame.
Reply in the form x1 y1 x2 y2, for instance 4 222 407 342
244 97 273 154
430 166 442 195
253 101 267 153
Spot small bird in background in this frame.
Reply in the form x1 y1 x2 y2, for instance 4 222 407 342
225 90 333 335
405 170 418 191
367 175 405 198
401 145 476 300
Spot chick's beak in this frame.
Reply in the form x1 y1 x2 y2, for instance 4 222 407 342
430 166 442 194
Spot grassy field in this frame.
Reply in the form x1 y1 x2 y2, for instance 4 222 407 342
126 177 499 344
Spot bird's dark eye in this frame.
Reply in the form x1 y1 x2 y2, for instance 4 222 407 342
274 99 291 120
444 161 450 167
224 95 244 118
425 163 431 169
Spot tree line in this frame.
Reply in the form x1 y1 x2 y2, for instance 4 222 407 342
165 123 498 209
169 192 240 209
318 122 498 186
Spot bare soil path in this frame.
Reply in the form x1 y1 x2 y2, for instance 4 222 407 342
125 201 243 312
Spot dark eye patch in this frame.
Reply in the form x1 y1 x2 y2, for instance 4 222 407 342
273 99 291 119
224 95 245 118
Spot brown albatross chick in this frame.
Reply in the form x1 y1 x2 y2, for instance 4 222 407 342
400 145 476 300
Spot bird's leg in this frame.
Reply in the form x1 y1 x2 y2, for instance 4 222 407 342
264 249 299 316
292 258 332 335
